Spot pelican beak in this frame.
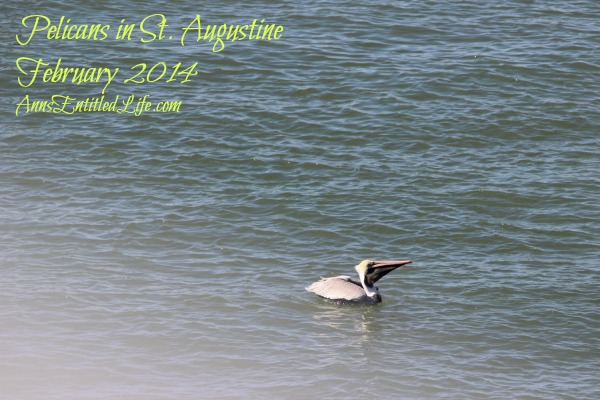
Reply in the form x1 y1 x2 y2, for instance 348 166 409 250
366 260 412 286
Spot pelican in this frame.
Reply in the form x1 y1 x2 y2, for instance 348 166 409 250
306 259 412 304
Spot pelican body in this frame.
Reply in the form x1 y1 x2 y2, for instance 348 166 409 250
306 259 412 304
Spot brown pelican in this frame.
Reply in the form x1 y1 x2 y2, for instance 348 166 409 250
306 259 412 304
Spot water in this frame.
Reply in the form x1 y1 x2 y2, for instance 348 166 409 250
1 1 599 399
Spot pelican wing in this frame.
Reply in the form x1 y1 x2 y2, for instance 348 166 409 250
306 276 366 301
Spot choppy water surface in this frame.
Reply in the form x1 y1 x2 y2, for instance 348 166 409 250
1 1 599 399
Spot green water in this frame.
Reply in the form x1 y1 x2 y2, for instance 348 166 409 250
1 1 598 399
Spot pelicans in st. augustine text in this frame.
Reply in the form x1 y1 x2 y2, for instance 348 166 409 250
306 259 412 304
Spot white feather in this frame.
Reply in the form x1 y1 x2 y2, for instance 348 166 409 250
305 275 367 301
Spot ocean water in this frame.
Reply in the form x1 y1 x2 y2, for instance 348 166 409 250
1 1 599 399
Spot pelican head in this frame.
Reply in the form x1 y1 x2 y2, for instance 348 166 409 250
355 259 412 301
